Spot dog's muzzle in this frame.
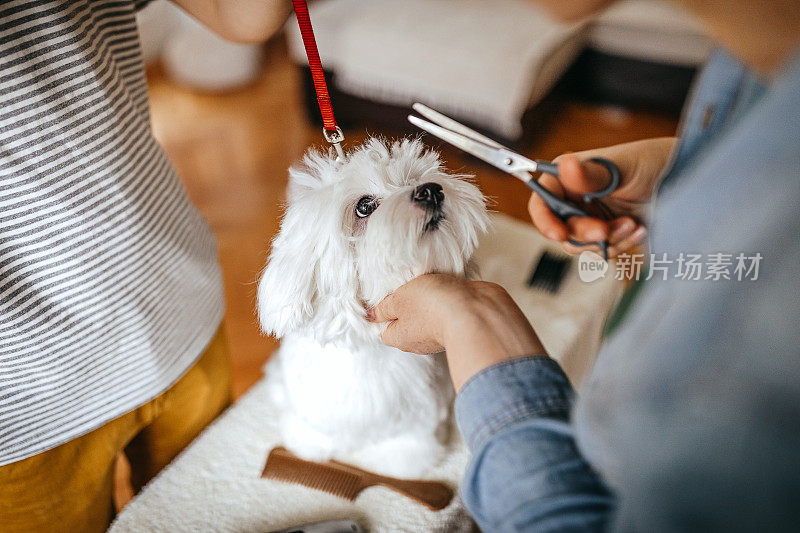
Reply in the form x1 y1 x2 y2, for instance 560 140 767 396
413 182 445 231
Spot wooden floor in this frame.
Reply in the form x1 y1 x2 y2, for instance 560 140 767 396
113 37 678 512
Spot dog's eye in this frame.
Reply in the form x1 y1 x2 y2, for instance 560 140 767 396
355 196 378 218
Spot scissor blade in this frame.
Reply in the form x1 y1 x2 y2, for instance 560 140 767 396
412 103 505 150
408 115 507 167
408 114 540 177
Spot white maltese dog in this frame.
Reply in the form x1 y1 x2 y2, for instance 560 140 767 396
258 138 488 478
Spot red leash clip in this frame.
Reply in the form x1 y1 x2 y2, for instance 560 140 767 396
292 0 345 159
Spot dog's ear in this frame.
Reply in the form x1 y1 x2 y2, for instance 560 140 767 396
257 151 353 337
257 205 317 337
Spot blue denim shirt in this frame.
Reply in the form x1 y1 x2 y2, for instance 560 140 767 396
455 49 800 532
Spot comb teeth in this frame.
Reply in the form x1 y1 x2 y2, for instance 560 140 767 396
263 448 362 500
528 251 571 294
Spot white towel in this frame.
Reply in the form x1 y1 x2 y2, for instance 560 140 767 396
286 0 586 139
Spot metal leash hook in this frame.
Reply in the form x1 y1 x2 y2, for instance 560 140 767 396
324 126 345 160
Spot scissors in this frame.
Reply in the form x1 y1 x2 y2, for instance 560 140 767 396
408 103 621 260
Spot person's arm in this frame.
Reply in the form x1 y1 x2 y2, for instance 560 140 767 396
456 356 613 532
368 276 614 531
169 0 292 43
529 137 675 258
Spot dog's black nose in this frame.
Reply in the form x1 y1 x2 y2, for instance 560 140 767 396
412 182 444 208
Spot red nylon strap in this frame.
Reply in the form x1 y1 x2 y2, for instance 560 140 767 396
292 0 338 133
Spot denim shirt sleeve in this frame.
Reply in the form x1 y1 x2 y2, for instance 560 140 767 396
455 356 614 532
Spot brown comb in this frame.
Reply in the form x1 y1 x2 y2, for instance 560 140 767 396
261 447 454 511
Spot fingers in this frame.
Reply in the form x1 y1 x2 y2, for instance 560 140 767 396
366 292 419 350
372 290 444 355
528 174 569 241
379 318 442 355
566 216 608 242
364 274 465 354
560 219 648 258
612 225 648 254
530 153 651 254
529 158 616 245
366 292 397 323
367 274 457 325
608 216 637 243
554 154 615 199
379 320 401 350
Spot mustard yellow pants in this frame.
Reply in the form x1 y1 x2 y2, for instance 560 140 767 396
0 326 231 533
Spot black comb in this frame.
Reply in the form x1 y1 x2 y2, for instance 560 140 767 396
528 251 571 294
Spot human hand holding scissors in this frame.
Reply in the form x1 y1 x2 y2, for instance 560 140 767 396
527 140 671 258
409 103 658 260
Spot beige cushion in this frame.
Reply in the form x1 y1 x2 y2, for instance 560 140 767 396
287 0 586 139
589 0 712 66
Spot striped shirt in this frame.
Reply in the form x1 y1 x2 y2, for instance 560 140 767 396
0 0 225 465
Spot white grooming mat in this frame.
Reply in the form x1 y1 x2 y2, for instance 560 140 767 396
110 214 620 532
286 0 586 139
110 379 473 533
588 0 712 66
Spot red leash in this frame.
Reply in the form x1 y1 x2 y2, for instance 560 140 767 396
292 0 345 158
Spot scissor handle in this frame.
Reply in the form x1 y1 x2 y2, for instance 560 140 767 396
524 177 589 220
530 157 622 261
581 157 621 201
534 157 621 202
568 238 608 260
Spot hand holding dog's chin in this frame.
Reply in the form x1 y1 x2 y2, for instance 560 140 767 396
368 274 547 392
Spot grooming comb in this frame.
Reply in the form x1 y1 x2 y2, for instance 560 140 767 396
528 251 571 294
261 447 454 511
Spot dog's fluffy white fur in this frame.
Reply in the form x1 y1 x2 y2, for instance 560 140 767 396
258 138 488 478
